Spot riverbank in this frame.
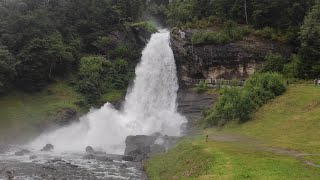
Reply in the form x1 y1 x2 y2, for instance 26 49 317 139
144 85 320 179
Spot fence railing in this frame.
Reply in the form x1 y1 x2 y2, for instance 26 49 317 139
186 78 245 86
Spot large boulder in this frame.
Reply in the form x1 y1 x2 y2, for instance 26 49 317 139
85 146 95 154
124 133 177 162
122 155 134 162
124 135 158 155
53 108 78 126
41 144 54 152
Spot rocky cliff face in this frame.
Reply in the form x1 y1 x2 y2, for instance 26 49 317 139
110 26 152 50
170 28 292 85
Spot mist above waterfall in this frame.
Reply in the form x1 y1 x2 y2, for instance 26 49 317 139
30 30 186 154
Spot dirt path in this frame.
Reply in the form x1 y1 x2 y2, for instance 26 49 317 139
210 133 320 168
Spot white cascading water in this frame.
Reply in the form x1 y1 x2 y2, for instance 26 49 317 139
29 30 186 154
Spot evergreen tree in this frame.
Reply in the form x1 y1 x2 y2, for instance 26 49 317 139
299 0 320 78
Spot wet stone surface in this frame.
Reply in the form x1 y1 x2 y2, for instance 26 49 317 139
0 148 146 180
177 89 216 132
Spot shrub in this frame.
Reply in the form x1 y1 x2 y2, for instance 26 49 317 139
283 55 301 79
131 21 158 33
205 88 255 126
194 80 208 93
260 53 286 73
231 78 238 86
192 31 231 45
75 56 113 103
110 44 129 59
192 22 253 45
283 27 299 43
244 72 286 106
204 72 286 126
255 27 277 39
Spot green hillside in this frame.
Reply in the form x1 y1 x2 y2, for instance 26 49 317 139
144 85 320 179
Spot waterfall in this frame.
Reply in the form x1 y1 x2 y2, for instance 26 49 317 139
30 30 186 154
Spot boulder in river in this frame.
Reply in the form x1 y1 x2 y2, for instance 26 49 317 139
122 156 134 162
41 144 54 152
124 133 176 161
29 155 37 160
85 146 94 154
85 146 106 155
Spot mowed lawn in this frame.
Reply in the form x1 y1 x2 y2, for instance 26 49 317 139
144 85 320 179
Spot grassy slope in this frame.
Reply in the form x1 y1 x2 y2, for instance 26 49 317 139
224 85 320 158
144 85 320 179
0 82 85 142
0 81 126 143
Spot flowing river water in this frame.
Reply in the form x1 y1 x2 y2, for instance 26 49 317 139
0 30 186 179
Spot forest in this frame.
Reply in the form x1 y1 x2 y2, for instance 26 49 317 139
0 0 150 104
0 0 319 104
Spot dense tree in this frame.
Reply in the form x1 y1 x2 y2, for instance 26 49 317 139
261 53 286 73
0 48 17 93
75 56 132 103
299 0 320 78
0 0 149 93
165 0 315 29
75 56 113 103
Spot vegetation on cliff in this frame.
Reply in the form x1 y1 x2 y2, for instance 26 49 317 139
191 21 253 45
163 0 320 79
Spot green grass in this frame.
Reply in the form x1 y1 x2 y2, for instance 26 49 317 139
0 82 86 142
144 85 320 179
145 137 320 179
223 85 320 154
131 21 158 33
191 25 253 45
100 89 124 103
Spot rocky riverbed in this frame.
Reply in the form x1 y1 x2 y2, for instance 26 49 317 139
0 145 146 180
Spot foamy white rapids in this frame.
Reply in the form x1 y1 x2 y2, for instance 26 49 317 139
30 30 186 154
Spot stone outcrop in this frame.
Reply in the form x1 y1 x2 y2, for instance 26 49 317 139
41 144 54 152
53 108 78 126
170 28 292 85
124 133 178 162
177 89 217 132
